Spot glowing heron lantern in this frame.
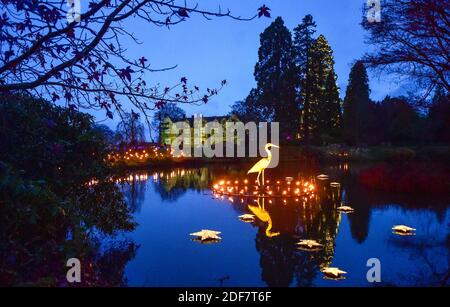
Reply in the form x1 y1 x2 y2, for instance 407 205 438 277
247 143 280 186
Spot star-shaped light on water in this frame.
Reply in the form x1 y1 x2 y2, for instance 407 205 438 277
190 229 222 242
337 205 354 213
330 182 341 188
316 174 329 180
321 267 347 279
392 225 416 235
297 239 323 251
238 214 255 223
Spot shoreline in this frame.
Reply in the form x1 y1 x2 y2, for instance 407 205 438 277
111 145 450 169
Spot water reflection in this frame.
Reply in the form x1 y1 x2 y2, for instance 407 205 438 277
118 162 449 287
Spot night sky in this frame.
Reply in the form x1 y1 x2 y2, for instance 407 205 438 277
95 0 409 128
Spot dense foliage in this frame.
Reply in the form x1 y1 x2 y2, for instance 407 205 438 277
0 94 136 286
253 17 298 139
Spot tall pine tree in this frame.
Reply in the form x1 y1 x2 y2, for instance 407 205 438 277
307 35 341 143
321 72 341 140
254 17 298 140
293 15 317 142
342 61 373 145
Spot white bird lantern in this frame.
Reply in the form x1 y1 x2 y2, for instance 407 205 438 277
247 143 280 186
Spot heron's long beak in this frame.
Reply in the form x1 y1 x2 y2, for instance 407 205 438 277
272 144 280 148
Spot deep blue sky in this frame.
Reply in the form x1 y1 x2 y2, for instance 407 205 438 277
97 0 407 128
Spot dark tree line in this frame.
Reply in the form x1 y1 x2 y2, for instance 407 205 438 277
232 9 450 146
343 61 449 146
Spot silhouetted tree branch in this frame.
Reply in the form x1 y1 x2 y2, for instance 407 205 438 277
0 0 269 120
362 0 450 93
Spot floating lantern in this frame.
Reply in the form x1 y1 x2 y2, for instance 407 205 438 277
337 205 354 213
297 239 323 250
321 267 347 280
330 182 341 188
392 225 416 235
317 174 329 180
190 229 222 242
239 214 255 223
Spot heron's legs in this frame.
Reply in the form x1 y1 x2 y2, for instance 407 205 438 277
262 170 265 186
256 172 261 186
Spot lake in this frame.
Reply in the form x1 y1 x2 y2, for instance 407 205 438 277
112 161 449 287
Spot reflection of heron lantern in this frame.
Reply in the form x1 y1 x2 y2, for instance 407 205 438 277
247 143 279 186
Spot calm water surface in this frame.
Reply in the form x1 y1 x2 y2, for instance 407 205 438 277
115 162 449 287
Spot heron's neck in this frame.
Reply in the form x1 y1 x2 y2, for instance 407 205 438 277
265 147 272 159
